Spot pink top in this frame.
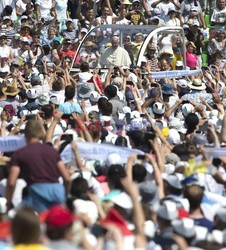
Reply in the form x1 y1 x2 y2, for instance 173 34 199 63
186 50 198 69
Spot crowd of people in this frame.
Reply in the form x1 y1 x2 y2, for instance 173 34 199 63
0 0 226 249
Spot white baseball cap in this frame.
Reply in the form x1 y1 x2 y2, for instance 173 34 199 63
153 102 165 115
172 218 196 238
90 91 100 103
26 89 38 99
157 200 178 221
162 173 183 189
50 95 61 105
105 152 122 167
182 103 194 117
167 129 181 145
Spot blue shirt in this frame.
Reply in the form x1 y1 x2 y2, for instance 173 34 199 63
59 102 82 114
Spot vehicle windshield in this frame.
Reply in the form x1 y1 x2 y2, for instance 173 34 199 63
71 25 185 70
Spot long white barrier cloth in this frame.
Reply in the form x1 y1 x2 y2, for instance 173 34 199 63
150 69 201 79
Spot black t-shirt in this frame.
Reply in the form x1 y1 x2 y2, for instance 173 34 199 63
10 142 61 185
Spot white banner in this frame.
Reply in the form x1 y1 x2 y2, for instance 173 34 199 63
205 148 226 157
0 136 26 152
150 69 201 79
61 142 144 164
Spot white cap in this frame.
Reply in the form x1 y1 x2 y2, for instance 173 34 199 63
0 197 7 214
153 102 165 115
157 200 178 221
21 37 31 44
26 89 38 99
129 118 143 131
90 91 100 103
0 65 10 73
168 6 176 13
207 230 224 244
19 110 30 117
122 106 131 114
144 220 156 238
131 110 140 119
111 192 133 209
177 79 188 88
193 20 200 26
21 15 28 20
50 95 61 105
169 118 187 134
176 61 183 67
182 103 194 117
162 173 183 189
167 129 181 145
105 152 122 167
3 16 11 21
172 218 196 238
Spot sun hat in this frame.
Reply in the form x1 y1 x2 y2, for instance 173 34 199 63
90 91 100 102
162 173 183 189
50 95 61 105
78 82 95 99
186 41 196 48
45 205 75 229
182 103 194 117
188 78 206 90
35 93 50 106
172 218 196 238
157 200 178 221
26 89 38 99
2 82 19 96
153 102 165 115
162 83 174 95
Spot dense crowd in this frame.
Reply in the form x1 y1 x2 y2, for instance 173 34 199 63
0 0 226 249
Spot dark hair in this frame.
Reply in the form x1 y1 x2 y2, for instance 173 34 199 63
164 181 182 196
52 79 63 91
115 136 128 147
12 208 41 245
107 164 126 190
132 164 147 183
65 85 75 100
42 45 51 55
46 223 73 240
70 177 89 198
98 97 108 111
41 104 54 119
88 123 101 141
101 102 112 116
79 62 89 72
184 185 204 211
104 85 117 99
4 5 13 15
185 113 199 134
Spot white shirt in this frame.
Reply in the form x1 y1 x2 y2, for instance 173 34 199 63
36 0 53 20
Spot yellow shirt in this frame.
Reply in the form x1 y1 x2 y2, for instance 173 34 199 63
13 244 50 250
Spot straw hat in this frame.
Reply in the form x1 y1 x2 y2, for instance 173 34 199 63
2 82 19 96
186 41 196 49
188 78 206 90
84 41 94 47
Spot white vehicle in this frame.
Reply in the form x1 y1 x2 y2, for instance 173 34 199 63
70 25 201 79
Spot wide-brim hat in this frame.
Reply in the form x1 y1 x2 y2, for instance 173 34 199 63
2 83 19 96
188 78 206 90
